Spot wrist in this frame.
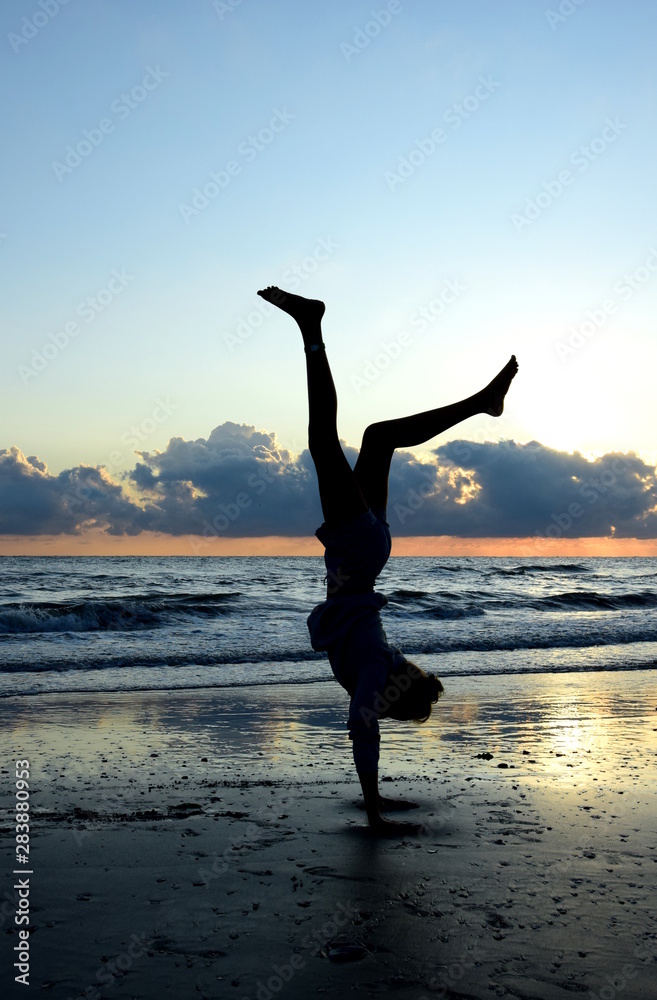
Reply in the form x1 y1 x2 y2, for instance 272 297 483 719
358 769 380 821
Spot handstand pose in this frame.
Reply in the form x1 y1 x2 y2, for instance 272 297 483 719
258 285 518 836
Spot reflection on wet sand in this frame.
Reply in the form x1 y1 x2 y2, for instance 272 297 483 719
0 670 655 999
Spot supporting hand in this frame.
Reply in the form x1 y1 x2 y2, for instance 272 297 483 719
378 795 419 812
358 771 423 834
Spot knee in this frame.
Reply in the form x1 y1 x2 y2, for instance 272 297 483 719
362 422 392 451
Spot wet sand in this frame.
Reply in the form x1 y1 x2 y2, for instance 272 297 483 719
1 670 656 999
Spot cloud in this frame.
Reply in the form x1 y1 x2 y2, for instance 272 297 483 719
127 421 318 536
0 446 148 536
1 427 656 539
388 439 657 538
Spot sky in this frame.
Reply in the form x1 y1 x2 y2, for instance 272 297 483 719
1 0 656 555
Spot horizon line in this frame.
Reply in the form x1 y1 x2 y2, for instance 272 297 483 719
1 532 656 558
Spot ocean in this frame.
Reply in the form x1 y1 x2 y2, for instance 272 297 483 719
1 555 656 698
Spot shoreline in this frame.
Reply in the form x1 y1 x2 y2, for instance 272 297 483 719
1 670 656 998
3 648 657 701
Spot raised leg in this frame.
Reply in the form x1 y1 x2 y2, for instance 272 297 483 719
257 286 368 526
354 356 518 511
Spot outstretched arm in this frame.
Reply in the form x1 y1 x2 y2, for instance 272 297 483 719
347 628 424 834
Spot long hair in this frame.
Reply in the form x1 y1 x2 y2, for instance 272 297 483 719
379 653 444 724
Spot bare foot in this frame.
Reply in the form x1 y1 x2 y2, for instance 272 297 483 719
257 285 325 332
480 355 519 417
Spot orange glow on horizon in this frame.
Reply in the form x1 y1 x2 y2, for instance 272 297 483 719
0 530 656 557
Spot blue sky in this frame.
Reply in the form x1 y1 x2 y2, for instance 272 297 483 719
1 0 656 548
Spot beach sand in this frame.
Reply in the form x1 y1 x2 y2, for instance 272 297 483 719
1 669 656 999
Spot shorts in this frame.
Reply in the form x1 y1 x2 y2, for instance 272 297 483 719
315 507 391 596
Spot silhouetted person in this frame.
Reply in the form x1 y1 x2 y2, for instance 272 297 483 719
258 285 518 835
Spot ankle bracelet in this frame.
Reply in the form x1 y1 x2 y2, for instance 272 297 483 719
304 342 326 354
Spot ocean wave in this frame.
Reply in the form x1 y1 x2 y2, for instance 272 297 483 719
429 564 479 574
0 592 243 635
0 645 319 673
387 587 486 619
488 563 589 577
414 606 485 620
523 590 657 612
4 615 657 672
387 588 430 601
405 626 657 654
2 656 656 699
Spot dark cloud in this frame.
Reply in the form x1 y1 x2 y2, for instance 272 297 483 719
0 446 148 536
127 421 318 536
2 427 656 539
387 439 657 539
